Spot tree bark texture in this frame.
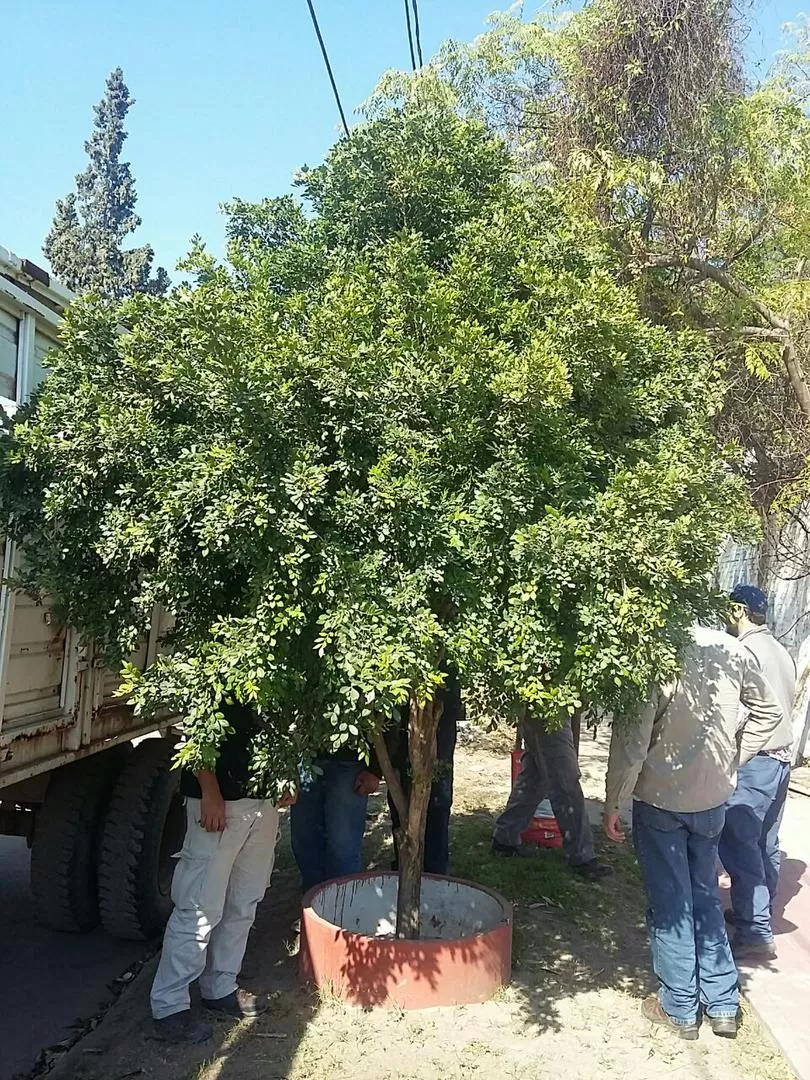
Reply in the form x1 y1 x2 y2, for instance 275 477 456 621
394 695 441 939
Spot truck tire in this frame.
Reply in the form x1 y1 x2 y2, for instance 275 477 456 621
97 738 186 940
30 744 131 933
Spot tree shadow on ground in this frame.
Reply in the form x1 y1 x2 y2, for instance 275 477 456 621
447 805 653 1034
180 797 654 1079
48 777 788 1080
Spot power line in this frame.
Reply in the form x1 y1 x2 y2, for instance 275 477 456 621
304 0 349 137
404 0 417 72
410 0 424 68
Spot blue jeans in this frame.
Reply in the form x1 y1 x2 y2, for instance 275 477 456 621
719 754 791 944
633 800 739 1024
290 758 370 893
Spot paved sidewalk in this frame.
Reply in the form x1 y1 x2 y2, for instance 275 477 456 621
721 789 810 1080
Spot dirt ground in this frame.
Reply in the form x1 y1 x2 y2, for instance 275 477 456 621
46 727 793 1080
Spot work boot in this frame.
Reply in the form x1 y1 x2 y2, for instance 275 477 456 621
570 858 614 881
709 1014 738 1038
641 995 699 1040
153 1010 213 1044
732 937 777 961
202 988 269 1018
491 839 540 858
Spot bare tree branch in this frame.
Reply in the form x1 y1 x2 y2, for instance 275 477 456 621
372 729 408 824
705 326 787 343
643 254 789 329
644 254 810 419
740 327 789 343
781 339 810 423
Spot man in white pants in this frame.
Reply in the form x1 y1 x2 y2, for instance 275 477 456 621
151 703 292 1044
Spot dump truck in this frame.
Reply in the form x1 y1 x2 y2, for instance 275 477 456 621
0 246 184 940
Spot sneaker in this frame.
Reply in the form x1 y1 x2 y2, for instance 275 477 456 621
491 839 540 858
570 858 614 881
153 1011 213 1044
709 1014 738 1038
732 937 777 961
641 995 699 1040
202 988 269 1019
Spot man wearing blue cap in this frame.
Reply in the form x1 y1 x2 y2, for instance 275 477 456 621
721 585 797 960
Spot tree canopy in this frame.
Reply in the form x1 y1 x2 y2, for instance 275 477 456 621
1 101 749 801
44 68 169 300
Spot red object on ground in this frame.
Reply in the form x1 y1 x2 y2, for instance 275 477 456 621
300 872 512 1009
510 748 564 849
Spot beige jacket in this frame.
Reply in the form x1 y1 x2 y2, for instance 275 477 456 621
605 624 785 815
738 625 796 754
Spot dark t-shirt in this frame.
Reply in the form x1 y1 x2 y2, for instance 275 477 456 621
180 702 258 801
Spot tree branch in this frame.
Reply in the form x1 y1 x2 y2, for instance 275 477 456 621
644 254 810 419
704 326 787 343
643 254 789 329
781 339 810 422
740 327 789 343
372 729 408 824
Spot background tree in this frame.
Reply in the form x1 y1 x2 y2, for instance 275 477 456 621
1 102 751 936
44 68 169 299
375 1 810 523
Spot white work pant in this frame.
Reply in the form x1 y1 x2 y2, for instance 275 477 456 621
150 797 280 1020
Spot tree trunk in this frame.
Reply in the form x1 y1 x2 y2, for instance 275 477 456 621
394 695 441 940
571 709 582 758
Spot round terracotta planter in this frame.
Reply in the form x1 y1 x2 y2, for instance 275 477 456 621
299 871 512 1009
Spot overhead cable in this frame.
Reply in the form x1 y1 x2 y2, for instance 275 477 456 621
411 0 424 68
404 0 417 72
304 0 349 137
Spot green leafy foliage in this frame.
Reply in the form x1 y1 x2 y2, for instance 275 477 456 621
0 102 751 791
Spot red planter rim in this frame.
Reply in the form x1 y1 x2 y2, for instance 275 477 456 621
301 870 512 943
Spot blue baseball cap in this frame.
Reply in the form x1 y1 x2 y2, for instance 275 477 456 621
729 584 768 616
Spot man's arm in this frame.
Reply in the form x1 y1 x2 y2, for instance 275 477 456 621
357 730 390 796
603 695 658 841
197 768 227 832
739 655 785 765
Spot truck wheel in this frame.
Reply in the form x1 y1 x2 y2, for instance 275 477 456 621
97 738 186 940
30 745 131 933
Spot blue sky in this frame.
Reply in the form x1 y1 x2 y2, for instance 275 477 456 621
0 1 803 279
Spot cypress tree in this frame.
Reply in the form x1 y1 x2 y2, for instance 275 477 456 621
44 68 168 298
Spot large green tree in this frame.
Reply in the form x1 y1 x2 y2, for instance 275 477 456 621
44 68 169 299
1 102 750 934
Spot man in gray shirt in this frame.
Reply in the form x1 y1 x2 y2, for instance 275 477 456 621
603 624 783 1040
720 585 797 960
